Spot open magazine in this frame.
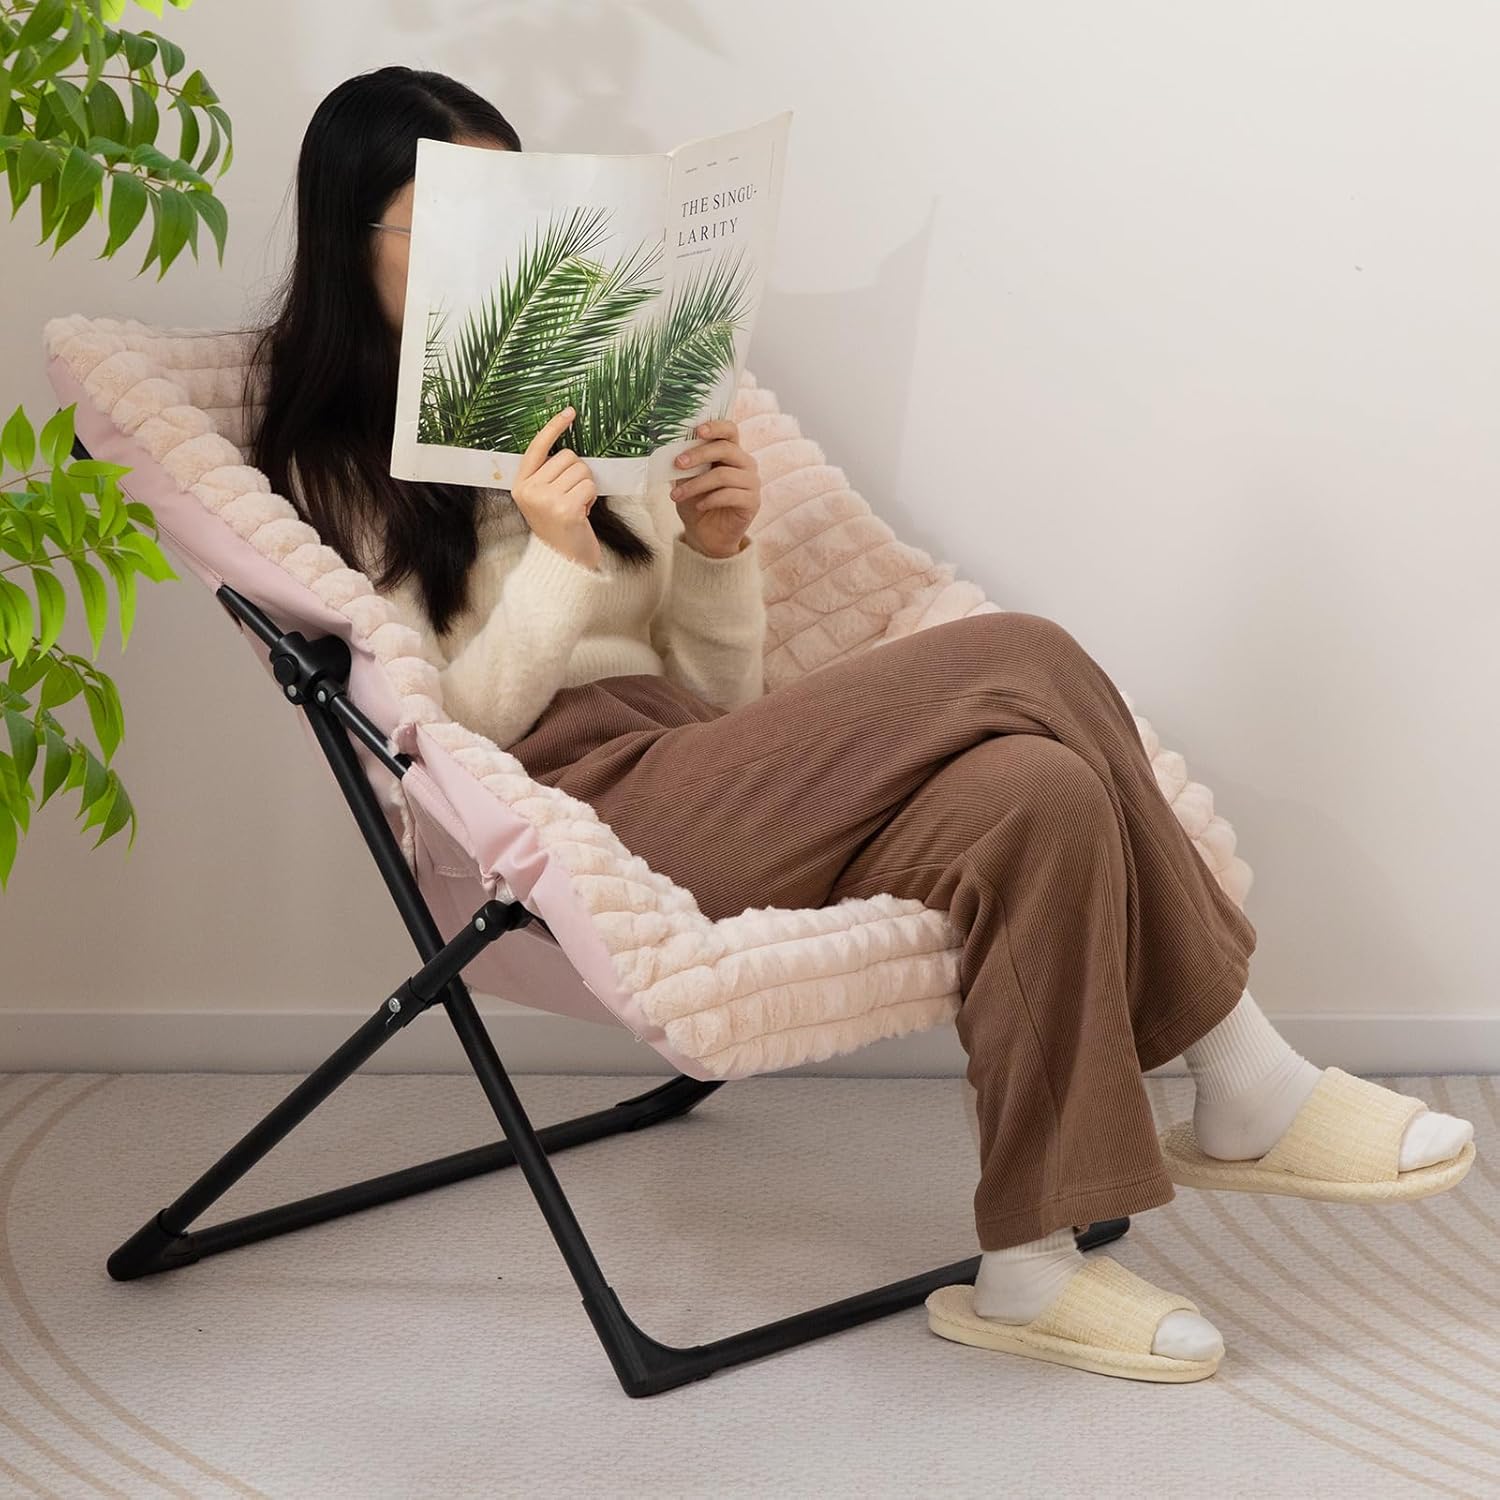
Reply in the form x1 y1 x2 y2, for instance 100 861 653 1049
389 109 793 497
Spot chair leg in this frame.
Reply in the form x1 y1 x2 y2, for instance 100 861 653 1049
433 982 1130 1398
105 992 722 1280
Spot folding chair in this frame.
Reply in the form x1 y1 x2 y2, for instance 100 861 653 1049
41 314 1253 1396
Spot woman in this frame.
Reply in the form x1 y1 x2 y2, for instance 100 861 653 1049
247 66 1475 1383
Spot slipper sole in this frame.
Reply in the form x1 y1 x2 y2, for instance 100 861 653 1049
1159 1124 1476 1202
924 1284 1221 1383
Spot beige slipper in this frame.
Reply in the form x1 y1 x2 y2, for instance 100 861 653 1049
1160 1066 1476 1202
925 1255 1221 1383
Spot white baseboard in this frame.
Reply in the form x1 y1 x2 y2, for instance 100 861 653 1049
2 1007 1497 1076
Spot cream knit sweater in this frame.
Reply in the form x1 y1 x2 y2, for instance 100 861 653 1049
371 481 767 751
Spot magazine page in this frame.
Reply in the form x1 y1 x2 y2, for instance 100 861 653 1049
389 136 668 492
389 109 792 497
643 107 792 489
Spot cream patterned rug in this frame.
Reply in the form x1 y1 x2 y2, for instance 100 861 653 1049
0 1071 1495 1499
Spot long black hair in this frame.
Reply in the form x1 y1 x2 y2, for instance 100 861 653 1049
244 66 654 637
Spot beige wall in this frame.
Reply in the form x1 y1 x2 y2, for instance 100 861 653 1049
3 1 1497 1074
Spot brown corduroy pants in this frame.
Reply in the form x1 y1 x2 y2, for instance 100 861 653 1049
507 611 1258 1250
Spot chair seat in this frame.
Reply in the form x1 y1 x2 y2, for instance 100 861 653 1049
41 314 1252 1081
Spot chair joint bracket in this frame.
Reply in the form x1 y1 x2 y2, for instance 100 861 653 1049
381 899 526 1031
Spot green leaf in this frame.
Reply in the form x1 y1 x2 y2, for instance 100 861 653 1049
0 518 38 565
206 103 232 172
77 755 109 832
172 95 198 165
39 656 83 710
0 577 33 659
35 175 60 246
65 459 130 479
118 529 175 581
84 30 108 94
38 404 75 468
50 189 96 255
70 557 108 655
2 404 36 471
5 147 23 219
49 465 85 545
6 650 49 695
82 678 120 759
189 189 225 263
35 26 89 102
119 31 157 72
104 169 146 254
31 566 66 653
40 726 70 805
85 80 131 145
32 88 64 148
17 138 59 196
197 109 220 175
86 136 134 166
125 141 176 179
15 0 68 50
135 183 160 274
48 78 92 142
128 80 158 149
57 144 104 210
109 555 136 643
0 751 29 836
0 802 16 889
5 707 38 784
99 772 135 847
155 184 194 273
82 765 118 834
100 672 125 748
93 475 121 535
141 29 183 78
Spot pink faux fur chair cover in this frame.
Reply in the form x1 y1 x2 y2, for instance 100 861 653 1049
42 315 1252 1081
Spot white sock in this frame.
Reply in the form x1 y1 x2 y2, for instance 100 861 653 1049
960 1084 1222 1359
1184 989 1472 1167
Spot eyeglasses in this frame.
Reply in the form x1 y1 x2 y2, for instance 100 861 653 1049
368 222 411 235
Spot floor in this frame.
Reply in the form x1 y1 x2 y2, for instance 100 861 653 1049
1 1071 1495 1499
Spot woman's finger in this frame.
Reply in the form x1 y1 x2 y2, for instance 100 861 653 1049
690 491 752 515
516 408 575 481
674 438 752 472
671 466 755 503
560 466 596 499
532 446 583 483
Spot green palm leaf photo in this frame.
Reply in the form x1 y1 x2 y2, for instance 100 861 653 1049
557 247 755 457
419 206 756 461
418 204 664 451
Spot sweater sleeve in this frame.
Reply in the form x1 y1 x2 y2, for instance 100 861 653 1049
647 486 767 710
424 530 610 750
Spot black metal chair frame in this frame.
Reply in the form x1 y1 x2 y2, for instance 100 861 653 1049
102 570 1130 1397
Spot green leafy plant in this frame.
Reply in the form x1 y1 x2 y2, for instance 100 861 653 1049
0 0 233 888
418 203 754 460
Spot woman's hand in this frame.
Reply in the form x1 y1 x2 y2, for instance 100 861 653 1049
510 406 602 572
670 418 760 559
